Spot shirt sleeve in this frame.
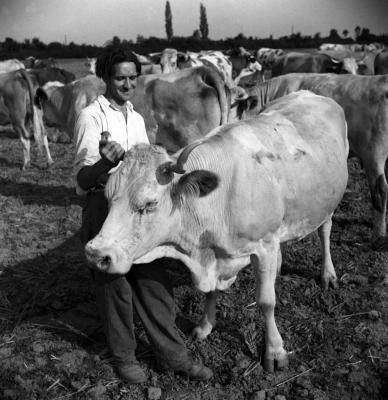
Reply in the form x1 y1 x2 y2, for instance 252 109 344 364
73 108 102 195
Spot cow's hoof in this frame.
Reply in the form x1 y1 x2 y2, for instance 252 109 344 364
320 276 338 290
21 163 30 171
263 352 289 372
192 325 211 341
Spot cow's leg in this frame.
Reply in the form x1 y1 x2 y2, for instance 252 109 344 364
277 247 282 274
36 106 54 168
7 100 32 169
19 134 31 170
252 238 288 372
318 215 338 290
42 133 54 167
364 155 388 242
192 290 218 340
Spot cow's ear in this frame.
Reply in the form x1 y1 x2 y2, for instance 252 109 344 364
35 87 48 101
148 52 162 64
244 95 259 111
173 170 219 199
232 94 258 110
234 95 259 119
177 52 188 63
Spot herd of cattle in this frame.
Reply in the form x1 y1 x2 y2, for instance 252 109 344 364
1 43 388 371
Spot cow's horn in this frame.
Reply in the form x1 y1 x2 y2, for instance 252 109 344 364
168 140 205 174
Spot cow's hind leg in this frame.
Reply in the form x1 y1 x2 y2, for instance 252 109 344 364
364 154 388 245
42 129 54 168
7 100 32 169
318 215 338 290
36 106 54 168
19 133 31 170
192 290 218 340
252 238 288 372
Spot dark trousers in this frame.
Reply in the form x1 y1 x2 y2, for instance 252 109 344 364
81 191 189 368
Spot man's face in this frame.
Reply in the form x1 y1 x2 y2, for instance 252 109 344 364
106 62 138 105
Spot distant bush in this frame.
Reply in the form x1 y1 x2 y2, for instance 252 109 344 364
1 31 387 60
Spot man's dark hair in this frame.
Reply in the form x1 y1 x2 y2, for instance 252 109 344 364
95 45 141 79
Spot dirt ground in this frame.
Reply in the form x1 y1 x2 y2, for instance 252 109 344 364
0 61 387 399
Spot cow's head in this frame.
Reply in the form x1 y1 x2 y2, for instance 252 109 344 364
85 142 219 274
85 57 97 74
149 48 187 74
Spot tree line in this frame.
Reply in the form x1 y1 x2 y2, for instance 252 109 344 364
0 1 386 60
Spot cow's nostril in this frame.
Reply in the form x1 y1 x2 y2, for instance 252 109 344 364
98 255 112 271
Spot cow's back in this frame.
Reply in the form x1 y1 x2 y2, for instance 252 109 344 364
0 59 25 74
375 51 388 75
133 67 226 153
289 74 388 156
191 91 348 243
271 53 313 76
271 53 340 77
254 73 388 158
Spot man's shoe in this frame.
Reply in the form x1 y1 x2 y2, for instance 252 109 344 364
176 360 213 381
116 363 147 384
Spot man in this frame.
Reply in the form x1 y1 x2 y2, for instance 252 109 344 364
73 46 212 384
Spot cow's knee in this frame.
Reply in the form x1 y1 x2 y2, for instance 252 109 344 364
371 174 388 212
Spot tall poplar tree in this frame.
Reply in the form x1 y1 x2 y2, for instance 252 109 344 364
165 1 173 41
199 3 209 40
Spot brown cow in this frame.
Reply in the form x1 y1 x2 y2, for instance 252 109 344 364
271 52 357 76
0 69 50 169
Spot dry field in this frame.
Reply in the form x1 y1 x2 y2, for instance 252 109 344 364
0 59 387 400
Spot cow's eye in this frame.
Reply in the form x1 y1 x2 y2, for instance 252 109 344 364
138 201 158 215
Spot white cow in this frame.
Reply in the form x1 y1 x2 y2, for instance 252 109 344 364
85 91 349 372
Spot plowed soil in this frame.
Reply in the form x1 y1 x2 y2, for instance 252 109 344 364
0 61 387 400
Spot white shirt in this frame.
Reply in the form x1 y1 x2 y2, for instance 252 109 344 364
73 95 149 195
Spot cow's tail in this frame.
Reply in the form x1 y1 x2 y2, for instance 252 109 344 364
19 69 45 152
200 66 229 125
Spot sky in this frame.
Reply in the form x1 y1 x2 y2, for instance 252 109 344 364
0 0 387 46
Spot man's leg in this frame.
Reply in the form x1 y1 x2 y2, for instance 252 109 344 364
82 191 146 383
93 271 138 366
130 259 213 380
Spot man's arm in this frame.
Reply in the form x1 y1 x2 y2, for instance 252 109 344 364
76 141 125 191
74 107 125 192
76 158 112 191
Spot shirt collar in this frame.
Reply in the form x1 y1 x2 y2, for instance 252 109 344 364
97 95 134 112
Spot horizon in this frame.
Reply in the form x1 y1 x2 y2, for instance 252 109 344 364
0 0 387 46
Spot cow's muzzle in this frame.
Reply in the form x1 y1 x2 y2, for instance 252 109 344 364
85 243 115 273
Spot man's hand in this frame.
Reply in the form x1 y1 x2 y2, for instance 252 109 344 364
99 140 125 165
